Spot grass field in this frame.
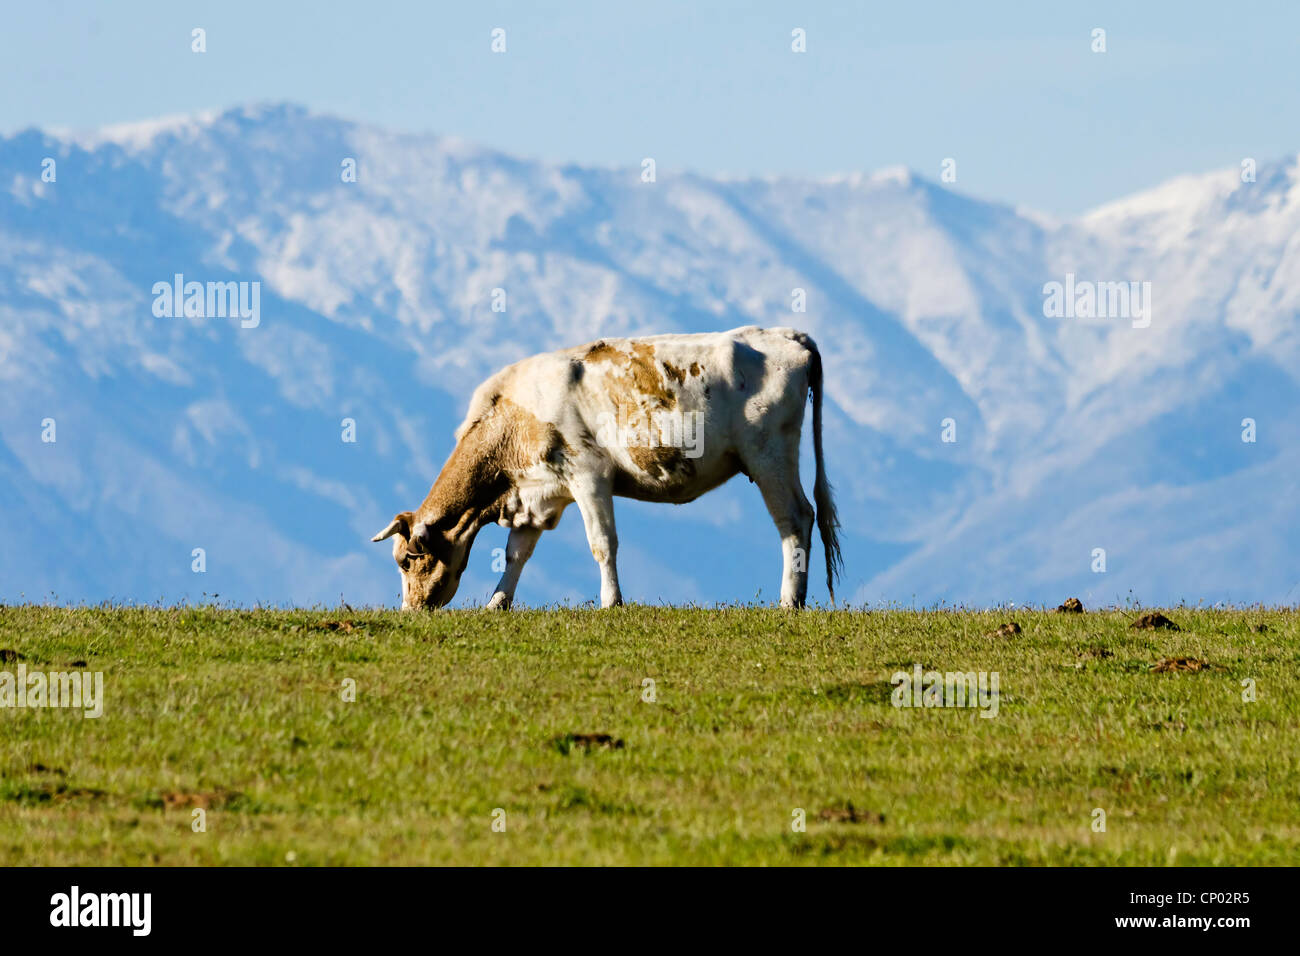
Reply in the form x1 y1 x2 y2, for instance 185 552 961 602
1 604 1297 865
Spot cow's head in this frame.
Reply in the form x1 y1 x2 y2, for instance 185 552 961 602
370 511 470 610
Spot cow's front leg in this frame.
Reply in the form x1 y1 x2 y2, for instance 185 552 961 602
572 483 623 608
486 525 542 610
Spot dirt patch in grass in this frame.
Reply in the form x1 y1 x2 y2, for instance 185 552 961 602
988 621 1022 638
8 783 106 804
1132 612 1180 631
1152 656 1209 673
551 733 625 755
0 648 24 662
158 788 237 811
818 803 885 825
1056 598 1085 613
1074 645 1115 669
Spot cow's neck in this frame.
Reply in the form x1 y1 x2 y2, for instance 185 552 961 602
416 418 512 546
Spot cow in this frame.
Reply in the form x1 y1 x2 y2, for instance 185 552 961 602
371 326 842 610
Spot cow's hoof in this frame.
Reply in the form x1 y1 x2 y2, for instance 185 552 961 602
486 593 511 611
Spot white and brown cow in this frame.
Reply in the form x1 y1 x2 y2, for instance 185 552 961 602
371 326 842 609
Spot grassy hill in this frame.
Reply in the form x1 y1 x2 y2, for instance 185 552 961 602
1 604 1296 865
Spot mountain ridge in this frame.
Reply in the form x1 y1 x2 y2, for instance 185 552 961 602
3 102 1297 607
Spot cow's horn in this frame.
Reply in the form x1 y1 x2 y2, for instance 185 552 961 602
371 514 409 543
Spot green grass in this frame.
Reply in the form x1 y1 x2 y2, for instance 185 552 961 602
1 604 1297 865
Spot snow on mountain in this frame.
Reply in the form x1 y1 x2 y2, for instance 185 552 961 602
1 103 1297 608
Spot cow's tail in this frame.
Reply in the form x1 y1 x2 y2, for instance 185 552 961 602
798 333 843 604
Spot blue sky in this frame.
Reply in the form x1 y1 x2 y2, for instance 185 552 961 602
5 1 1299 215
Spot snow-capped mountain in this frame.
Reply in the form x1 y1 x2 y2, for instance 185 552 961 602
2 103 1297 608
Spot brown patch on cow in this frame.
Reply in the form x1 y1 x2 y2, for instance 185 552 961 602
662 360 687 384
1056 597 1084 613
583 342 622 363
817 803 885 825
628 445 697 486
552 733 625 755
1152 656 1208 673
688 362 701 376
1131 612 1180 631
584 340 677 409
160 788 235 810
629 343 677 407
0 649 23 662
988 621 1022 638
495 397 571 474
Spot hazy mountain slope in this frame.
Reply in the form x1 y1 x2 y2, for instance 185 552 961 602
2 103 1296 607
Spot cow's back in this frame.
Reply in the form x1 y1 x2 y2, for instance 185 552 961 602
544 327 815 501
569 324 811 412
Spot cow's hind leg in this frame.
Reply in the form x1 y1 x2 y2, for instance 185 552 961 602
572 480 623 608
754 459 815 609
486 525 542 610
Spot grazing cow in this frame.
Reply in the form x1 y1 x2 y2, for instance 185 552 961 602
371 326 841 610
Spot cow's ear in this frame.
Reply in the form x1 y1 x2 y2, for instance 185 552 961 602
407 519 439 555
371 511 414 543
